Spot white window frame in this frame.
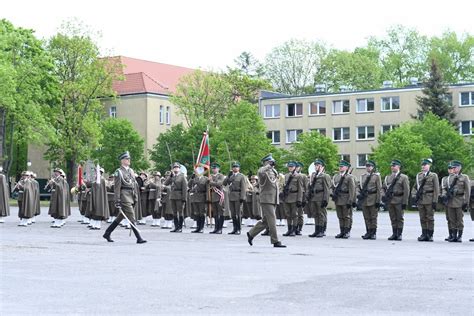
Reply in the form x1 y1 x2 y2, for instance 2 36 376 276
286 103 303 117
459 121 474 135
381 124 398 134
459 91 474 107
165 106 170 125
357 154 369 168
332 100 350 114
159 105 164 124
339 154 350 163
267 130 281 144
109 106 117 118
333 127 350 142
381 96 400 112
263 104 280 118
286 129 303 144
356 126 375 140
309 101 326 116
356 98 375 113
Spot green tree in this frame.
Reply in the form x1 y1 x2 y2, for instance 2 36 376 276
0 19 57 177
415 59 455 122
44 20 121 186
411 113 473 179
371 124 432 183
264 39 328 95
92 118 148 174
214 101 273 175
223 68 272 104
290 131 339 173
233 51 265 77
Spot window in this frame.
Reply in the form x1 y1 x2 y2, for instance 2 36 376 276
460 92 474 106
267 131 281 144
356 98 374 113
159 105 164 124
287 103 303 117
381 124 398 134
333 127 350 141
166 106 170 125
381 96 400 111
264 104 280 118
332 100 350 114
311 128 326 136
460 121 474 135
286 129 303 143
357 154 369 168
339 154 350 163
357 126 375 140
309 101 326 115
109 106 117 118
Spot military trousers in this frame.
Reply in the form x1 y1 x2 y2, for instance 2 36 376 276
228 200 242 219
297 206 304 227
275 204 285 220
248 203 279 244
170 199 184 218
284 202 298 226
446 207 463 230
335 205 352 228
418 203 435 230
362 205 378 229
309 201 327 226
113 202 136 225
191 202 207 216
388 203 404 229
210 202 223 217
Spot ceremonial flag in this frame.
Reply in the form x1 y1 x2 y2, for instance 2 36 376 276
195 131 210 170
77 164 83 187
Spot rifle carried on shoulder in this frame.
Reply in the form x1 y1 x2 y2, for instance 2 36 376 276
356 172 373 209
382 173 401 207
331 168 351 202
441 175 459 206
413 171 429 205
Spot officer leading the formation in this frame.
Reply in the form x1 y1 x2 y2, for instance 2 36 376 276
103 151 146 243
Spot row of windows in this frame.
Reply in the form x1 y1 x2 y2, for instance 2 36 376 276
109 105 171 125
267 124 398 144
263 91 473 119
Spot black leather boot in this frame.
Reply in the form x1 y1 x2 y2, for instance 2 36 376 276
283 224 292 236
192 216 201 233
131 226 147 244
362 227 370 239
342 227 350 239
261 228 270 236
198 215 205 233
455 230 462 242
176 216 183 232
273 241 286 248
216 217 224 234
235 217 241 235
449 229 458 242
395 228 403 241
309 225 319 238
426 229 433 242
209 216 219 234
316 225 325 238
228 217 237 234
170 217 180 232
335 226 344 238
445 229 454 241
369 228 376 240
295 224 302 236
388 227 397 240
418 229 428 241
103 220 119 242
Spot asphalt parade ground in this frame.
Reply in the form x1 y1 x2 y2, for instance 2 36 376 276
1 207 473 315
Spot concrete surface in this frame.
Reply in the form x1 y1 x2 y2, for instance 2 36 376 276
1 207 473 315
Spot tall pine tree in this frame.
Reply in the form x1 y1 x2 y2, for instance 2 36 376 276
415 59 455 123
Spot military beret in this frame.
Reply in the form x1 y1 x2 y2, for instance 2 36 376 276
314 158 325 166
172 162 181 168
287 161 297 167
118 151 131 160
211 163 220 169
261 154 275 163
391 159 402 167
366 160 376 168
339 160 351 167
421 158 433 165
231 161 240 168
451 160 462 167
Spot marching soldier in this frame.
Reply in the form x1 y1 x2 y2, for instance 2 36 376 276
294 162 307 235
209 163 225 234
147 171 162 227
282 161 304 237
331 160 356 239
0 167 10 223
383 160 410 241
223 162 246 235
307 159 331 238
188 169 209 233
164 162 188 233
440 161 470 242
48 168 71 228
413 159 439 242
357 160 382 240
247 154 286 248
102 151 146 244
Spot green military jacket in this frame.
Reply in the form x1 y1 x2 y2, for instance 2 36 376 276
441 173 470 208
223 172 246 202
209 173 225 203
282 171 304 204
146 180 162 200
413 171 439 205
308 171 331 202
331 172 356 206
164 173 188 201
383 172 410 205
358 172 382 207
188 175 209 203
258 164 279 205
114 166 137 205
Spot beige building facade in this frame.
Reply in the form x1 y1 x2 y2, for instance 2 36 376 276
260 83 474 177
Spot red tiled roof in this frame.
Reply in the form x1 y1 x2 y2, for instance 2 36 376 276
112 56 196 96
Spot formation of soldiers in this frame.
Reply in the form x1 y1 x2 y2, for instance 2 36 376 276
1 152 473 246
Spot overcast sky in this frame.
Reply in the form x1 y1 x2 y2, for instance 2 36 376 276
3 0 473 70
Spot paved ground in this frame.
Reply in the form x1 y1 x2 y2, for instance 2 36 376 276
1 207 473 315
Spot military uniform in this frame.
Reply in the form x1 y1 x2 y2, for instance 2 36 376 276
0 173 10 222
48 170 71 228
383 160 410 241
440 161 470 242
282 161 304 237
294 162 307 235
164 163 188 232
223 162 246 235
413 159 439 242
247 154 286 247
331 161 356 238
357 166 382 240
147 173 162 227
188 174 209 233
469 180 474 242
15 173 36 226
136 173 149 224
307 159 331 238
209 165 225 234
89 172 110 230
106 177 117 222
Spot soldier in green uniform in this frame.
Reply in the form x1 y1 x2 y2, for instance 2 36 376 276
147 171 162 227
413 159 439 242
282 161 304 237
383 160 410 241
223 162 246 235
102 151 146 244
307 159 331 238
331 160 356 239
209 163 225 234
0 168 10 223
440 160 470 242
188 168 209 233
357 160 382 240
294 162 307 235
247 154 286 248
164 162 188 233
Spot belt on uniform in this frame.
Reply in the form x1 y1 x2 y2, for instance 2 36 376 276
314 189 324 193
290 190 298 193
424 190 434 193
394 192 404 196
122 187 133 190
340 190 349 193
456 193 465 196
368 191 377 195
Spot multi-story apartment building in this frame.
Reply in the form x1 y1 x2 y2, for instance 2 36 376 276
259 82 474 177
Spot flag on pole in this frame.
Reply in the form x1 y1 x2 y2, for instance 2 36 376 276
77 164 83 187
195 131 210 170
